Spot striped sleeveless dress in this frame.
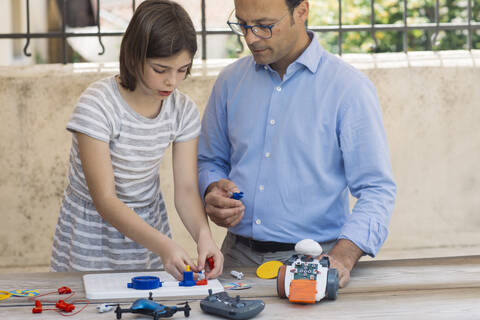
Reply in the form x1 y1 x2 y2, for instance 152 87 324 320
51 76 200 271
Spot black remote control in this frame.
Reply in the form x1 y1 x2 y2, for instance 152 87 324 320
200 289 265 320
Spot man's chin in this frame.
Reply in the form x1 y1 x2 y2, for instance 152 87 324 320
252 53 272 66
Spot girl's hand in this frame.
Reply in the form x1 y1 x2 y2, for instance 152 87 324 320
160 239 197 280
196 231 224 279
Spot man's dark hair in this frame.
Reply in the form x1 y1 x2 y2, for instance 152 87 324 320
285 0 303 12
119 0 197 91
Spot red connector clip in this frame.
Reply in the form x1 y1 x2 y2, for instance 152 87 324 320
32 300 42 313
207 257 215 270
56 299 75 312
58 286 72 294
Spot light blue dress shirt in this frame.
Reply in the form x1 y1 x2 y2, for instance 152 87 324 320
198 32 396 257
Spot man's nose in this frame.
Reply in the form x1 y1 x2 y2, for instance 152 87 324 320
244 28 259 46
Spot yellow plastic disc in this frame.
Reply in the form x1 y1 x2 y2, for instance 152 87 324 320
256 260 284 279
0 291 12 301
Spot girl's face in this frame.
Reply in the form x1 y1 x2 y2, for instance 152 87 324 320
139 49 192 100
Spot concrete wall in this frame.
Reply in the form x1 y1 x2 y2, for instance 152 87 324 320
1 51 479 271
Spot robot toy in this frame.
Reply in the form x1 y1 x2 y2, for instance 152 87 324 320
276 239 339 304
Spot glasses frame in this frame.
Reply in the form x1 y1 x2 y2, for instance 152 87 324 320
227 10 290 40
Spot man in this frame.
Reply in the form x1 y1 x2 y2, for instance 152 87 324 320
198 0 396 288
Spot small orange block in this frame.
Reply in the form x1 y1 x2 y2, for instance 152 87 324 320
288 279 317 304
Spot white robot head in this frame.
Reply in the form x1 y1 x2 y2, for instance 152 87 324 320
294 239 323 257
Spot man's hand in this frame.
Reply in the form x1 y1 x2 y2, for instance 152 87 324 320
204 179 245 228
323 239 363 288
323 254 351 288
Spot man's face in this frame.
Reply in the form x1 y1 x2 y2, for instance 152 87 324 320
234 0 302 66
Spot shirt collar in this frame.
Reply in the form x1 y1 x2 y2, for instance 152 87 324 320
255 31 324 74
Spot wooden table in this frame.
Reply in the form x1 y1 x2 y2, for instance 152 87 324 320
1 256 479 319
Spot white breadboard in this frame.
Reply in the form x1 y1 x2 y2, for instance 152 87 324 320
83 271 224 300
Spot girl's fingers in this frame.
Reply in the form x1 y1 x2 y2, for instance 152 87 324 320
167 265 182 280
206 252 224 279
196 253 207 271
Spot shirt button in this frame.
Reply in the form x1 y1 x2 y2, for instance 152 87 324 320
265 152 271 158
264 66 268 70
270 119 276 125
276 86 282 92
256 219 262 225
259 185 264 191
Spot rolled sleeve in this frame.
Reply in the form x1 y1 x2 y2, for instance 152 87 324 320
338 78 396 256
338 214 389 257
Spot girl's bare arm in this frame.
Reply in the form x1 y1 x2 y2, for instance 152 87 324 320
172 138 224 278
76 132 194 279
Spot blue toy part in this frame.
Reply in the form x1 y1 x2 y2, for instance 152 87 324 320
179 267 196 287
127 276 162 290
115 292 191 319
231 192 244 200
131 299 172 315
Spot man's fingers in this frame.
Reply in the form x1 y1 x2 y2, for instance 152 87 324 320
224 211 244 227
337 268 350 288
216 179 239 193
209 215 233 228
338 274 349 288
320 254 350 288
206 204 243 220
208 209 243 227
207 192 243 209
205 187 245 227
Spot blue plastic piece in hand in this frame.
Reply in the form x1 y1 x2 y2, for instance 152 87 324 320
231 192 244 200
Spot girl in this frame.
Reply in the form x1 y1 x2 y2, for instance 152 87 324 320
51 0 223 280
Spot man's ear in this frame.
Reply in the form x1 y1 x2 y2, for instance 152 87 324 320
295 0 309 23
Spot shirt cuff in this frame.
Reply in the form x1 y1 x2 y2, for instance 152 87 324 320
338 214 389 257
198 169 228 200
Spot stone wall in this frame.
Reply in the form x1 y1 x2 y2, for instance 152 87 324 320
1 51 479 270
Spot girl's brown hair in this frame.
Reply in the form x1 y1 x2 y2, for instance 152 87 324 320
119 0 197 91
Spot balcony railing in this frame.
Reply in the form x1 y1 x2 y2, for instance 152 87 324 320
0 0 478 63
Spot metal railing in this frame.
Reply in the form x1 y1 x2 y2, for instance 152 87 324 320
0 0 478 63
311 0 479 55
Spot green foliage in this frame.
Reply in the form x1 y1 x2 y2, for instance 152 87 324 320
308 0 480 53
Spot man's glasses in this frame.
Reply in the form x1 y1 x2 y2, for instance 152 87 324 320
227 10 289 40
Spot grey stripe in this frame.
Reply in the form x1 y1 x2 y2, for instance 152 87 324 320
51 189 169 271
